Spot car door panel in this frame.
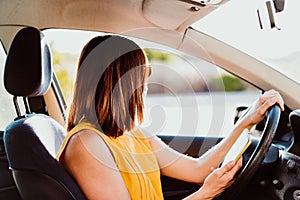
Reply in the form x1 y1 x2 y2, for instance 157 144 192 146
159 135 222 199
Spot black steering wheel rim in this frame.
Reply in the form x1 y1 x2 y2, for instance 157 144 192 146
215 104 281 200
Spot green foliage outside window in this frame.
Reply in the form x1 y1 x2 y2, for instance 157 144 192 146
210 74 248 91
144 49 171 62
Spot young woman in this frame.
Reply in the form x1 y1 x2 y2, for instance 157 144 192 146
57 35 284 200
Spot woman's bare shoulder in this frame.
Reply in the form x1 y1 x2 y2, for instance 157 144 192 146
64 129 115 166
62 130 130 199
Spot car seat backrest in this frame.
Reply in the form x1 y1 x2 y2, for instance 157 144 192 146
3 26 87 200
0 131 22 200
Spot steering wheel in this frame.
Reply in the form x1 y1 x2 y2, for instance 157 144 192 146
215 104 281 200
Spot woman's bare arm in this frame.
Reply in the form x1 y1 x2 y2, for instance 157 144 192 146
61 130 131 200
148 119 246 184
148 90 284 184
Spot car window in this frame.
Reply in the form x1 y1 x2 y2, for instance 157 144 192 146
0 42 16 129
44 29 261 137
140 49 261 137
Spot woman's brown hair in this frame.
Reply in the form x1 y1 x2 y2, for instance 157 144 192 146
67 35 147 137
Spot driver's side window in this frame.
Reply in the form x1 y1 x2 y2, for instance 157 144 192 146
140 49 261 138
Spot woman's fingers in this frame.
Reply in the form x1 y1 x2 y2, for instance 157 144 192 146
257 96 278 116
243 89 284 128
219 160 236 174
231 157 243 174
220 158 242 179
268 90 284 111
201 159 243 198
260 90 284 111
275 93 284 111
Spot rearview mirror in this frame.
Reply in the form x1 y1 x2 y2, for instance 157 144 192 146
273 0 285 12
258 0 285 30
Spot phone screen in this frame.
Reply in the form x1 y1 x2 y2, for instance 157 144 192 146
221 129 251 167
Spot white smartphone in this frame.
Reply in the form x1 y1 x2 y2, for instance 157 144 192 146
221 129 251 167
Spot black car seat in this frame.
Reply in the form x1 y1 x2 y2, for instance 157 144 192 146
0 131 22 199
3 27 87 200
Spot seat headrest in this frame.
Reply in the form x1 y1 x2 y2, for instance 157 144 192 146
4 27 52 97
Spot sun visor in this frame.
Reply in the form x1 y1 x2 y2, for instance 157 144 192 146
142 0 228 31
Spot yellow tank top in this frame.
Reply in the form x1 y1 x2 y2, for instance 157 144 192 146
57 122 164 200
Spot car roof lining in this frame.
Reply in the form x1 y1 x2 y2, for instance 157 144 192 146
0 0 226 40
0 0 227 52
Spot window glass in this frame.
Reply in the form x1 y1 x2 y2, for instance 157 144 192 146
140 49 261 137
44 29 261 137
193 0 300 84
0 42 16 129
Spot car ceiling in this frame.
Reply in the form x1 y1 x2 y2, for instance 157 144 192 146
0 0 226 49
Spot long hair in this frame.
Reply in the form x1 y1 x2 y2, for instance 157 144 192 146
67 35 146 137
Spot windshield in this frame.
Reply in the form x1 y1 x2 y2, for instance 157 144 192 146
193 0 300 84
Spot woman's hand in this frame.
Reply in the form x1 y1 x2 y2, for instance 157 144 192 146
198 158 243 200
240 89 284 130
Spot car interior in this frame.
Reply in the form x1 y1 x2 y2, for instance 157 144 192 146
0 26 298 200
1 0 300 200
